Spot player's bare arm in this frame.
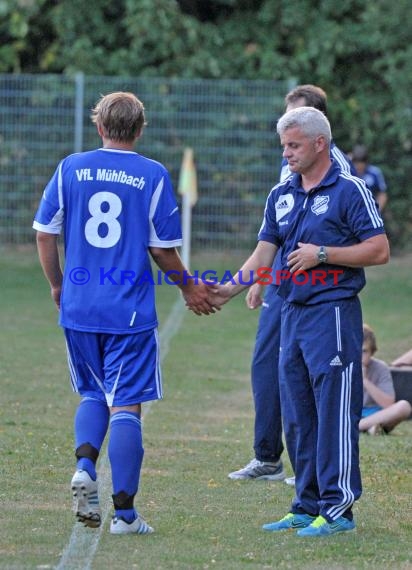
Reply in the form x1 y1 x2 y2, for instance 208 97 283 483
149 246 217 316
391 349 412 367
287 234 390 273
36 231 63 309
210 241 278 308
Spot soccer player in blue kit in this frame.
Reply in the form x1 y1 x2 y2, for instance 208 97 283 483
33 92 214 535
229 85 356 484
211 106 389 536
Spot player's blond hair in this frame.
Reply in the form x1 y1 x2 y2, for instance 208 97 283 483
91 92 146 142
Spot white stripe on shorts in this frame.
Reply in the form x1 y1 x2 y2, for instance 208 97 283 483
327 362 355 520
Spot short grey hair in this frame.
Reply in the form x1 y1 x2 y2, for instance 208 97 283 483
277 106 332 145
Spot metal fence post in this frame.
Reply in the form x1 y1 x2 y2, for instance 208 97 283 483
74 72 84 153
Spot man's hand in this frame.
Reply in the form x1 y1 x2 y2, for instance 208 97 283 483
245 282 263 309
207 283 232 309
182 281 219 316
287 242 319 273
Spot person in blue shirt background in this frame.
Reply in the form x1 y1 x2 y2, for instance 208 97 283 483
351 144 388 212
228 85 356 486
211 106 390 536
33 92 214 536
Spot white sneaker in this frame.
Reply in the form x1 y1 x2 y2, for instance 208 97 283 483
228 458 285 481
71 469 101 528
110 515 154 535
284 476 296 486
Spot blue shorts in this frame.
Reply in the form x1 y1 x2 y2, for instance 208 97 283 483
361 406 382 418
64 328 162 407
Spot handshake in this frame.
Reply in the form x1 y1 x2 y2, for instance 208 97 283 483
181 280 233 316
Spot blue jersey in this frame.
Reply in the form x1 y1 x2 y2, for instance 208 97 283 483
33 148 182 333
258 160 385 305
357 164 387 198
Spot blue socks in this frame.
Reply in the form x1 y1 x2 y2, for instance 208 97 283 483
74 397 110 480
75 403 144 522
109 411 144 522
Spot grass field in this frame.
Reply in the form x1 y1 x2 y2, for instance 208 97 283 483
0 248 411 570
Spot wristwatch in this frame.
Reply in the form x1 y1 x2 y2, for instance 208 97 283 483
317 246 328 263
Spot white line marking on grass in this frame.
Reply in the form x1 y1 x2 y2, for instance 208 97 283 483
55 297 186 570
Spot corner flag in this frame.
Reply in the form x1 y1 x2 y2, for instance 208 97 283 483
178 148 198 267
178 147 198 207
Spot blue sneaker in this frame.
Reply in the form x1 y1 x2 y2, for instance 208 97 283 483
262 512 315 532
297 515 356 537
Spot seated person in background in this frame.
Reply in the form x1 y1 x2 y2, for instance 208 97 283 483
360 324 412 435
391 348 412 367
351 144 388 212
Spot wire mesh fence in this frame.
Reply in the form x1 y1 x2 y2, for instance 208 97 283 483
0 74 293 250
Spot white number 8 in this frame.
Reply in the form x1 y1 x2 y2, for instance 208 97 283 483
85 192 122 248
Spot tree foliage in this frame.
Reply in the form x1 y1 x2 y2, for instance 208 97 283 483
1 0 411 246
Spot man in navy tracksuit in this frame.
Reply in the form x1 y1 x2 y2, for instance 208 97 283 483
228 85 356 484
212 106 389 536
